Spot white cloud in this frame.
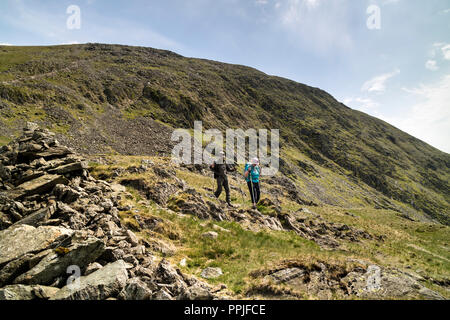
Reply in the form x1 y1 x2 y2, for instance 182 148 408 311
305 0 320 9
425 60 438 71
0 0 182 51
430 42 450 60
59 41 80 45
0 43 12 46
278 0 353 53
361 69 400 93
343 97 380 114
382 75 450 153
441 44 450 60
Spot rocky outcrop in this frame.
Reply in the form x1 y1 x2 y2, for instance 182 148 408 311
0 124 221 300
281 208 382 249
341 264 445 300
250 259 445 300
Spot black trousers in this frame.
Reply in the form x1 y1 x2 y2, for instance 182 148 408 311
247 181 260 204
215 176 231 203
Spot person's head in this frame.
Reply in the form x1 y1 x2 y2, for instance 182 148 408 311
251 157 259 166
216 151 225 163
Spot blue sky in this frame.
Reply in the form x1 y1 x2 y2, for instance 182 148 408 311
0 0 449 152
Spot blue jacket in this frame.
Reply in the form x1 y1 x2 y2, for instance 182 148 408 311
244 163 260 183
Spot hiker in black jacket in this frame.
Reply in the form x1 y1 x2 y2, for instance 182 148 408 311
210 152 235 207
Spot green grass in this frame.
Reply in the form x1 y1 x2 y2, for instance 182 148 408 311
0 136 11 146
88 154 449 299
175 218 319 294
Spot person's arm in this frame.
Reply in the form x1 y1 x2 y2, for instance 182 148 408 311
244 166 252 178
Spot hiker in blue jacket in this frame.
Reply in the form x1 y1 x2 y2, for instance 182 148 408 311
244 158 261 209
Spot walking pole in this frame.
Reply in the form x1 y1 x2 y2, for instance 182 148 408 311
249 167 256 209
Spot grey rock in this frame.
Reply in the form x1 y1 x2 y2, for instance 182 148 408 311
0 224 73 265
341 265 445 300
84 262 103 276
153 288 173 300
25 122 40 132
14 203 57 227
99 247 125 263
0 284 59 300
201 267 223 279
53 184 81 203
155 259 181 284
8 174 69 200
48 161 88 175
118 278 152 300
126 230 139 246
14 233 105 285
202 231 218 239
50 260 129 300
34 146 73 160
0 253 34 287
268 268 306 284
181 282 214 300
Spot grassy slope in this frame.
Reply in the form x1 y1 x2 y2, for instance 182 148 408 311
89 155 450 299
0 43 449 224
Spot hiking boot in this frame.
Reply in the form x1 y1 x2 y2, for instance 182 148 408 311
227 202 235 208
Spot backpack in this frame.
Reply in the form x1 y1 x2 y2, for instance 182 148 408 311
244 163 260 182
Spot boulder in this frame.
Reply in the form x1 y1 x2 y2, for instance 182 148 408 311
8 174 69 200
33 146 73 160
14 233 105 285
0 253 35 287
14 203 57 227
201 267 223 279
47 161 88 175
341 265 445 300
126 230 139 246
153 288 174 300
181 282 214 300
0 284 59 300
118 278 152 300
0 225 73 266
53 184 81 203
202 231 218 239
84 262 103 276
50 260 129 300
268 268 305 284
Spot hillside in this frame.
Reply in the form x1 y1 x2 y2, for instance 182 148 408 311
0 44 449 300
0 44 448 225
0 125 448 300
